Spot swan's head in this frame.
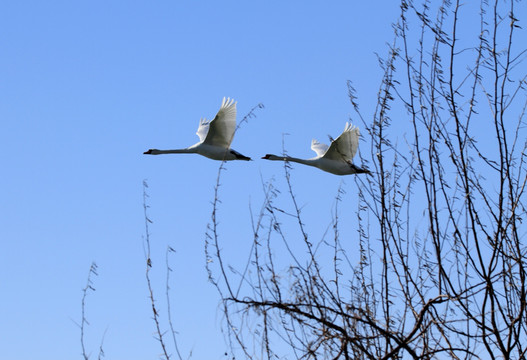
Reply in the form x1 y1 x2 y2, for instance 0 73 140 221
143 149 160 155
262 154 290 161
350 164 372 175
262 154 281 160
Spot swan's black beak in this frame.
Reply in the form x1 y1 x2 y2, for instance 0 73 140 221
143 149 152 155
358 168 372 176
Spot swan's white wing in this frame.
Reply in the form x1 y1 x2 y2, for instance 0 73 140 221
203 97 237 148
311 139 329 157
323 123 360 162
196 118 210 143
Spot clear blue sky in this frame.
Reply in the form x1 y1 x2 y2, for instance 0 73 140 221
1 1 401 359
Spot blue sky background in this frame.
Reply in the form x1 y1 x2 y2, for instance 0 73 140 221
1 1 410 359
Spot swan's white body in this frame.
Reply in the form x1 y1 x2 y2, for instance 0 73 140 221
144 97 250 161
262 123 369 175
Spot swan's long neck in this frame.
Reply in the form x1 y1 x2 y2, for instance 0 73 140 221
144 148 195 155
264 154 315 166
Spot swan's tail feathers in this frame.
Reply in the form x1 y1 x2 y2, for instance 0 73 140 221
230 149 251 161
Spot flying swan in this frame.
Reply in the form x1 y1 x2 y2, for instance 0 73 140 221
144 97 251 161
262 123 370 175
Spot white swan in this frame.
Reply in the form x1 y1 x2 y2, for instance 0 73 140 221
144 97 251 161
262 122 370 175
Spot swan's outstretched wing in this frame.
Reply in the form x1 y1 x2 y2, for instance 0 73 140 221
311 139 329 158
196 118 210 143
323 123 360 162
203 97 237 148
